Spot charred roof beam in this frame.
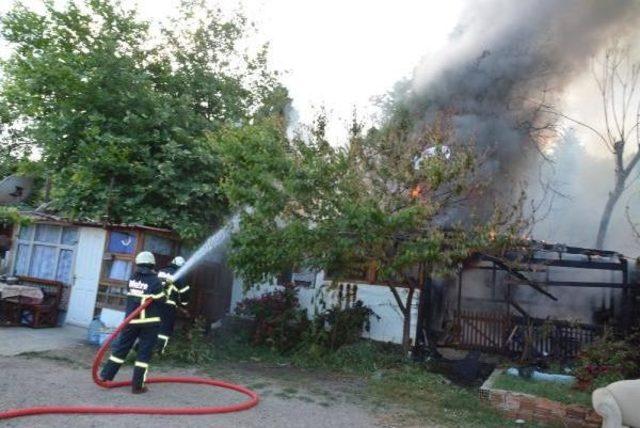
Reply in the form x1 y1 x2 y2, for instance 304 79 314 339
480 254 558 301
527 240 622 258
525 258 623 271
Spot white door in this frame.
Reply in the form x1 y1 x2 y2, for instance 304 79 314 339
66 227 106 327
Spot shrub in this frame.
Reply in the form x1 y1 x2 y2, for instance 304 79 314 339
290 298 381 372
292 340 403 375
574 329 640 391
161 317 216 365
311 300 378 350
0 207 29 228
235 283 309 351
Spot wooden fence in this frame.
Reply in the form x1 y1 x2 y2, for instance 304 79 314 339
448 310 601 359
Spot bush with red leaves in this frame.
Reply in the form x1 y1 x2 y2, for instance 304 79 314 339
574 329 640 391
235 283 309 351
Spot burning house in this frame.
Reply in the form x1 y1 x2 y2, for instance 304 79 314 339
391 0 640 359
412 241 638 360
225 237 638 360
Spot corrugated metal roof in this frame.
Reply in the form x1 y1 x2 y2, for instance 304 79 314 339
20 211 177 236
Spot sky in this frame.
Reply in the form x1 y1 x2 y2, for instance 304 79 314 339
3 1 640 253
0 0 465 142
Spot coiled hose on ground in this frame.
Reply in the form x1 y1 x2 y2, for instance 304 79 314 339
0 298 259 421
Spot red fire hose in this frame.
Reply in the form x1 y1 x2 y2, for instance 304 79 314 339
0 299 259 421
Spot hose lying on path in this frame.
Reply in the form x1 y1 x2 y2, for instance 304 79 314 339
0 299 259 421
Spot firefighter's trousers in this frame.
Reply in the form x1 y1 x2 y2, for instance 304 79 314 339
157 304 177 354
100 323 159 390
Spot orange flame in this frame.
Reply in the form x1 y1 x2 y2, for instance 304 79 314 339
411 185 422 199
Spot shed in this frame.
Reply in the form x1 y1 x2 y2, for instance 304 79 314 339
5 212 180 327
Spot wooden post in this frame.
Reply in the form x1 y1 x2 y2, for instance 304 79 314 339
491 262 497 299
457 268 463 315
621 257 630 333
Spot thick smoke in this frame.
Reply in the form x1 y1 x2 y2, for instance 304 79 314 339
534 131 640 255
402 0 640 249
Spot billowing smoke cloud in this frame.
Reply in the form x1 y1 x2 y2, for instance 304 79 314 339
534 130 640 255
401 0 640 249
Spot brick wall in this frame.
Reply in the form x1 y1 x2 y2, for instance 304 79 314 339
480 370 602 428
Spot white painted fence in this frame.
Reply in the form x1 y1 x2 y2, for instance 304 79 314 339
230 272 420 345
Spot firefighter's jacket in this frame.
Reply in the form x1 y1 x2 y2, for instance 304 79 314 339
125 266 165 324
158 265 190 307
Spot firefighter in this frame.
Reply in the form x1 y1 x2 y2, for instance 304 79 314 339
156 256 190 354
100 251 165 394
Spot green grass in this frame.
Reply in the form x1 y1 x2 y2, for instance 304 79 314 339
282 386 299 394
17 350 90 369
159 323 518 427
160 325 404 374
159 325 291 366
290 340 404 375
247 381 271 390
274 390 296 399
493 372 592 407
368 366 518 427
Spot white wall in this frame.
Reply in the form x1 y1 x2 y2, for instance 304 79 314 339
65 227 107 327
230 273 419 345
230 253 628 345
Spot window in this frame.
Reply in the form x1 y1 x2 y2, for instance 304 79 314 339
143 234 173 256
99 229 141 310
98 230 139 309
97 229 178 310
61 228 79 245
97 283 128 309
325 261 378 284
107 231 136 254
104 259 132 281
13 224 78 284
35 224 59 243
143 233 176 268
292 269 316 287
276 268 317 287
19 224 34 240
276 269 293 286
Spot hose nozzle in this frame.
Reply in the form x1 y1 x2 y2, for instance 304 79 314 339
158 271 175 286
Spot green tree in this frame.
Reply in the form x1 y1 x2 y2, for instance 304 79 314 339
215 114 526 353
0 0 288 241
0 102 29 178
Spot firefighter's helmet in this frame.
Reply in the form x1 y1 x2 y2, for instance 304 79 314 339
135 251 156 266
171 256 186 267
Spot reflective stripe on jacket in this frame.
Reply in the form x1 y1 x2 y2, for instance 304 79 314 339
125 266 165 324
159 265 190 307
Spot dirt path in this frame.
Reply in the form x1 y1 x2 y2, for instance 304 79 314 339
0 345 391 428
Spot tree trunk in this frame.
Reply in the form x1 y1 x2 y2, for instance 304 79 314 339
401 287 415 354
388 283 416 355
595 141 639 250
595 186 623 250
43 176 51 203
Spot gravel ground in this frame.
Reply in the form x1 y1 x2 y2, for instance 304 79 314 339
0 347 385 428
